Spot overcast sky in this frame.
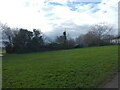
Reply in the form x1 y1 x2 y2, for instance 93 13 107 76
0 0 119 38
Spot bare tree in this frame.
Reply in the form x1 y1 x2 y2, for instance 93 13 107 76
75 34 86 47
84 23 113 46
67 38 76 48
90 23 113 40
1 24 19 45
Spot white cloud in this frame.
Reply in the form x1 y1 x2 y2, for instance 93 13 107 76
0 0 119 35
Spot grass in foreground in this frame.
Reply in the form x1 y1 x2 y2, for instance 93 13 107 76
2 45 118 88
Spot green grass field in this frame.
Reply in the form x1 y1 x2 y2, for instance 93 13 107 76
2 45 118 88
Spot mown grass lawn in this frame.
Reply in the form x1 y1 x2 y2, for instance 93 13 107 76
2 45 118 88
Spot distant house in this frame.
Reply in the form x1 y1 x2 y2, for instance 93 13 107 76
110 36 120 44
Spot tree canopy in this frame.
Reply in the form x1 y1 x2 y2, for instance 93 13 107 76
1 23 116 53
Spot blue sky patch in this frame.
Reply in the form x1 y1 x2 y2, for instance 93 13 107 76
45 13 54 17
48 2 63 6
92 8 100 13
66 2 100 11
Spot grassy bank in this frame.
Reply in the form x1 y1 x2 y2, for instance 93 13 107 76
2 45 118 88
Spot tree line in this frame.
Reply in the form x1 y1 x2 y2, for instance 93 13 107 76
1 23 116 53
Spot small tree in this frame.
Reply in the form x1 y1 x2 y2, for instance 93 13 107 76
84 31 98 46
67 38 76 48
75 34 86 47
55 31 68 49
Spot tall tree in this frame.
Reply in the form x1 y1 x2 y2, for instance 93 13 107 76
1 23 16 53
31 29 44 51
12 28 33 53
63 31 67 45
